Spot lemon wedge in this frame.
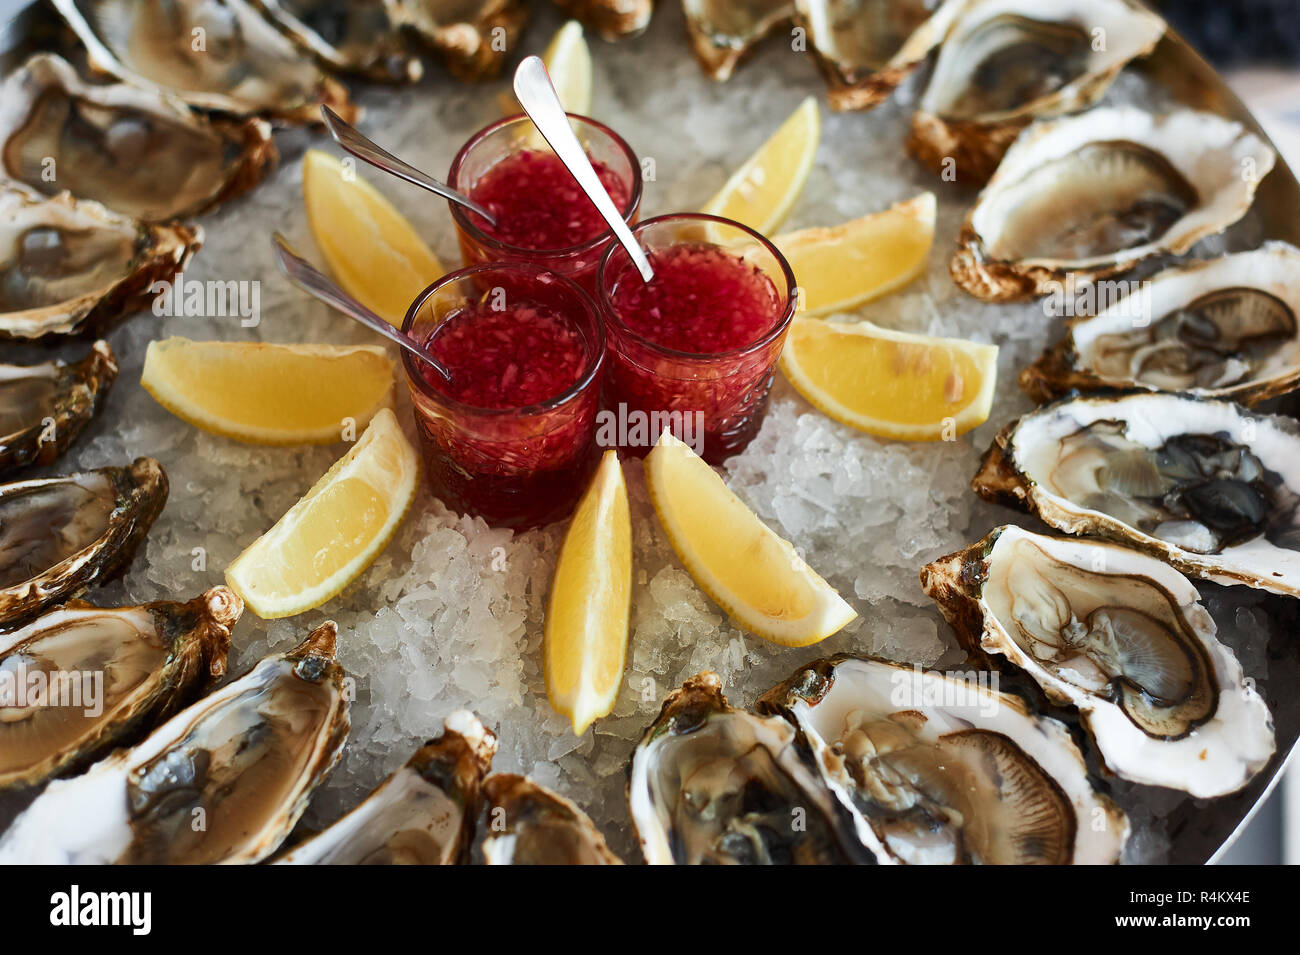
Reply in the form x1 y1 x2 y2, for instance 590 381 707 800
701 95 820 235
141 338 395 445
226 408 419 619
303 149 443 328
544 450 632 735
645 433 855 647
780 319 999 441
776 193 936 315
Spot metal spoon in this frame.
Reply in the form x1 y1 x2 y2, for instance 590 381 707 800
271 232 452 382
512 55 655 282
320 106 498 226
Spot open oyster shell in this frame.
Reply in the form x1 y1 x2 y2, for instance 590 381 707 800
0 55 277 222
627 671 873 864
758 654 1129 864
908 0 1165 184
277 710 496 864
683 0 793 81
50 0 356 123
922 526 1275 797
950 107 1275 303
248 0 424 83
794 0 968 111
553 0 651 40
482 773 622 864
0 458 168 626
0 587 241 790
973 392 1300 597
0 341 117 475
0 621 349 864
393 0 528 79
0 184 201 341
1022 244 1300 405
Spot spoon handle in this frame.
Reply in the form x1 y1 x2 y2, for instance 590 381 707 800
512 56 655 282
271 233 452 382
320 106 498 226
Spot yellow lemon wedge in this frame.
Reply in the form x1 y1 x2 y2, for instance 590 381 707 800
701 95 820 235
303 149 443 328
503 20 593 116
225 408 419 619
776 193 936 315
141 338 395 445
780 318 999 441
645 432 856 647
544 450 632 736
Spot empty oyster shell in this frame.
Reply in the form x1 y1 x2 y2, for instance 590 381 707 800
950 108 1275 302
277 710 497 864
393 0 528 79
553 0 651 40
482 773 621 864
627 671 873 864
0 621 349 864
0 587 241 790
1023 244 1300 405
0 55 277 222
248 0 423 82
683 0 793 81
907 0 1166 183
0 341 117 476
794 0 968 111
973 392 1300 596
758 654 1129 863
922 526 1275 797
50 0 356 123
0 458 168 626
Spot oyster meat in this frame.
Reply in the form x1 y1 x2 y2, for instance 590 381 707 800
392 0 529 79
908 0 1166 183
553 0 651 40
759 654 1129 864
0 621 349 864
482 773 622 865
0 341 117 475
922 526 1275 796
627 671 873 864
248 0 423 82
50 0 356 123
793 0 968 111
277 710 497 864
950 107 1275 302
0 54 277 222
974 392 1300 596
683 0 793 81
1023 244 1300 405
0 458 168 625
0 587 241 790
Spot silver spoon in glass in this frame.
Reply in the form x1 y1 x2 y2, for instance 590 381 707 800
512 55 655 282
271 232 452 382
320 105 498 226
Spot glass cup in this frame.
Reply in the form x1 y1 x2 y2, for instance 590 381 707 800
447 113 642 292
401 263 605 530
597 213 797 465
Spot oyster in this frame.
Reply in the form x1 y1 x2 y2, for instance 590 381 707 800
793 0 968 111
248 0 423 82
922 526 1275 796
0 458 168 625
0 621 349 864
759 654 1129 864
683 0 793 81
393 0 528 79
0 587 241 790
0 55 277 222
1022 244 1300 405
908 0 1166 183
482 774 622 865
0 341 117 475
973 392 1300 596
277 710 497 864
553 0 651 40
627 671 873 864
950 108 1275 303
51 0 356 123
